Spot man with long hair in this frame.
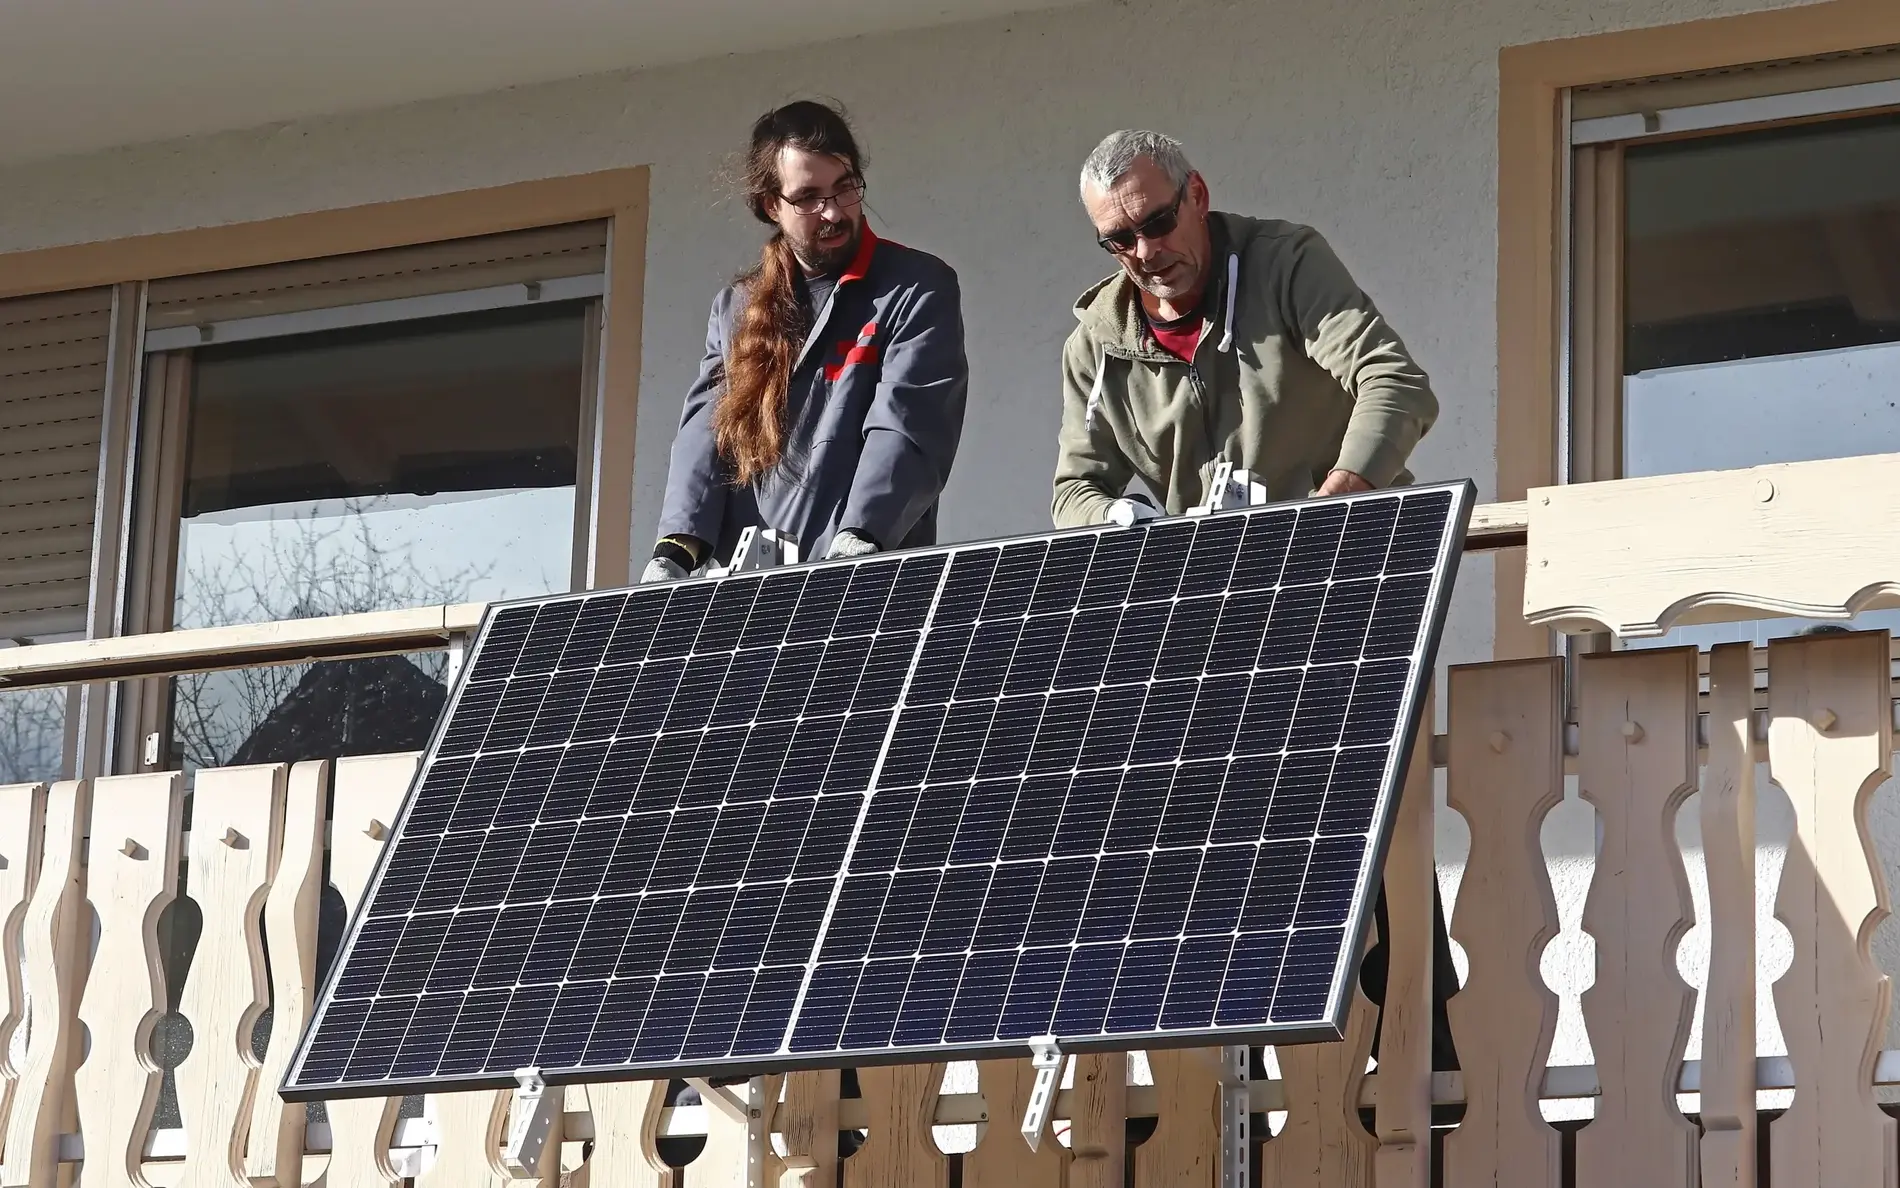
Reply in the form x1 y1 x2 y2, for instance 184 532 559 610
1052 129 1439 527
644 100 969 582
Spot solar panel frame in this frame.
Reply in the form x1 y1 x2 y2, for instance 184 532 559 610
282 479 1473 1101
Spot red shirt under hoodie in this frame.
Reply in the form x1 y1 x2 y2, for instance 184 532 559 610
1145 303 1203 362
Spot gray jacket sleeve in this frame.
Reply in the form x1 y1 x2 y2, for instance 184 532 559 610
840 269 968 546
655 290 735 545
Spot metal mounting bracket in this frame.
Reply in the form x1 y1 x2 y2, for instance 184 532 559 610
1189 461 1268 515
709 526 800 576
1021 1035 1067 1152
685 1076 750 1122
1218 1045 1251 1188
683 1077 773 1188
501 1067 559 1177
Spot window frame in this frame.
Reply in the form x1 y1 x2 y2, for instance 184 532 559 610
1497 2 1900 661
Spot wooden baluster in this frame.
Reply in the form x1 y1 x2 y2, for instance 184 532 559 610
1 780 87 1188
1066 1053 1125 1188
574 1080 672 1187
963 1059 1064 1188
73 773 183 1188
1572 648 1699 1188
1374 693 1436 1188
1135 1048 1219 1188
844 1063 947 1188
415 1090 511 1186
244 760 327 1187
177 764 286 1188
1701 643 1758 1188
776 1070 841 1188
0 783 46 1142
1260 962 1377 1188
1766 630 1897 1188
323 753 416 1188
1441 658 1564 1188
695 1074 784 1188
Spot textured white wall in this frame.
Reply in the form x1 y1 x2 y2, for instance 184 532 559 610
0 0 1846 1085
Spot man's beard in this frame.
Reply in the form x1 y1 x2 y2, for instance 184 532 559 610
790 217 860 274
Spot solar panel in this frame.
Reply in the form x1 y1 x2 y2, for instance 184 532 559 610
282 480 1471 1100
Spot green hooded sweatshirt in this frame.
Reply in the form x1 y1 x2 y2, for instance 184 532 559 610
1051 211 1439 527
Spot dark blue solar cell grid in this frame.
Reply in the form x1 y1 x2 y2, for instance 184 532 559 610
285 482 1465 1097
785 488 1456 1057
290 551 949 1089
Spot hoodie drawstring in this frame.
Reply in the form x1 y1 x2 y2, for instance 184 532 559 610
1216 252 1239 353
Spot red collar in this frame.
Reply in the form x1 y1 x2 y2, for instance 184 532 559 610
838 224 879 284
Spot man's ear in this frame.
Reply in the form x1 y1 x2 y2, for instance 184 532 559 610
1188 171 1211 214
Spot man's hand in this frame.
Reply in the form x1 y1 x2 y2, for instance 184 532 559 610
1317 468 1374 497
1103 496 1161 527
826 528 880 560
640 556 688 584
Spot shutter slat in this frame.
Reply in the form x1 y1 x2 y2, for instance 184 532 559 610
0 525 93 562
147 220 609 331
1 478 101 515
0 289 113 327
0 287 107 641
0 501 97 537
1573 44 1900 121
0 579 89 621
0 364 108 405
0 388 106 427
0 604 92 641
0 445 97 486
0 550 90 586
0 418 105 457
0 310 111 354
0 338 113 378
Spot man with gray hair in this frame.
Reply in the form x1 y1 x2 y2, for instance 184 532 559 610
1054 131 1457 1072
1051 129 1440 527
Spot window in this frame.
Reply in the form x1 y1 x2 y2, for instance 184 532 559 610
1566 55 1900 649
117 224 611 773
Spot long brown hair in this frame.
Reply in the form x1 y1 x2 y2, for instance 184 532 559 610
714 100 865 486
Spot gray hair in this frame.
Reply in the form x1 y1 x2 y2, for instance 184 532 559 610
1079 130 1193 201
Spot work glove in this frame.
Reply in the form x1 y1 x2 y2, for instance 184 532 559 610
826 528 880 559
1103 496 1161 527
640 555 688 584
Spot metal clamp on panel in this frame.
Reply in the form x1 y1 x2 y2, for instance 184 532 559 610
501 1067 559 1177
1021 1035 1068 1152
1218 1045 1251 1188
709 525 800 576
1188 461 1268 515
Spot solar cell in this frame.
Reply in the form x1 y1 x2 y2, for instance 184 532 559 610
283 481 1470 1100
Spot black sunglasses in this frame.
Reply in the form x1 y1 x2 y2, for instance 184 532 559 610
1096 184 1188 254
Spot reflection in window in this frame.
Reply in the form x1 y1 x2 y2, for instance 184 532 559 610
166 303 587 770
1622 111 1900 649
1624 111 1900 477
0 684 65 784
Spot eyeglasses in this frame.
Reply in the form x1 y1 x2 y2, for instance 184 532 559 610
778 177 866 216
1096 185 1187 254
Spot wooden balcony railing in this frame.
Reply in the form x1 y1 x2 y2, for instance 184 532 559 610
1 453 1898 1187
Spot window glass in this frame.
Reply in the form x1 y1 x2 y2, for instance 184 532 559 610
0 682 66 785
1624 111 1900 476
164 302 586 771
1622 111 1900 648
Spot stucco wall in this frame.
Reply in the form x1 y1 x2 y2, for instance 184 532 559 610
0 0 1844 1088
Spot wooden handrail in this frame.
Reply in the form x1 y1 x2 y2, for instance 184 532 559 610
0 501 1532 694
